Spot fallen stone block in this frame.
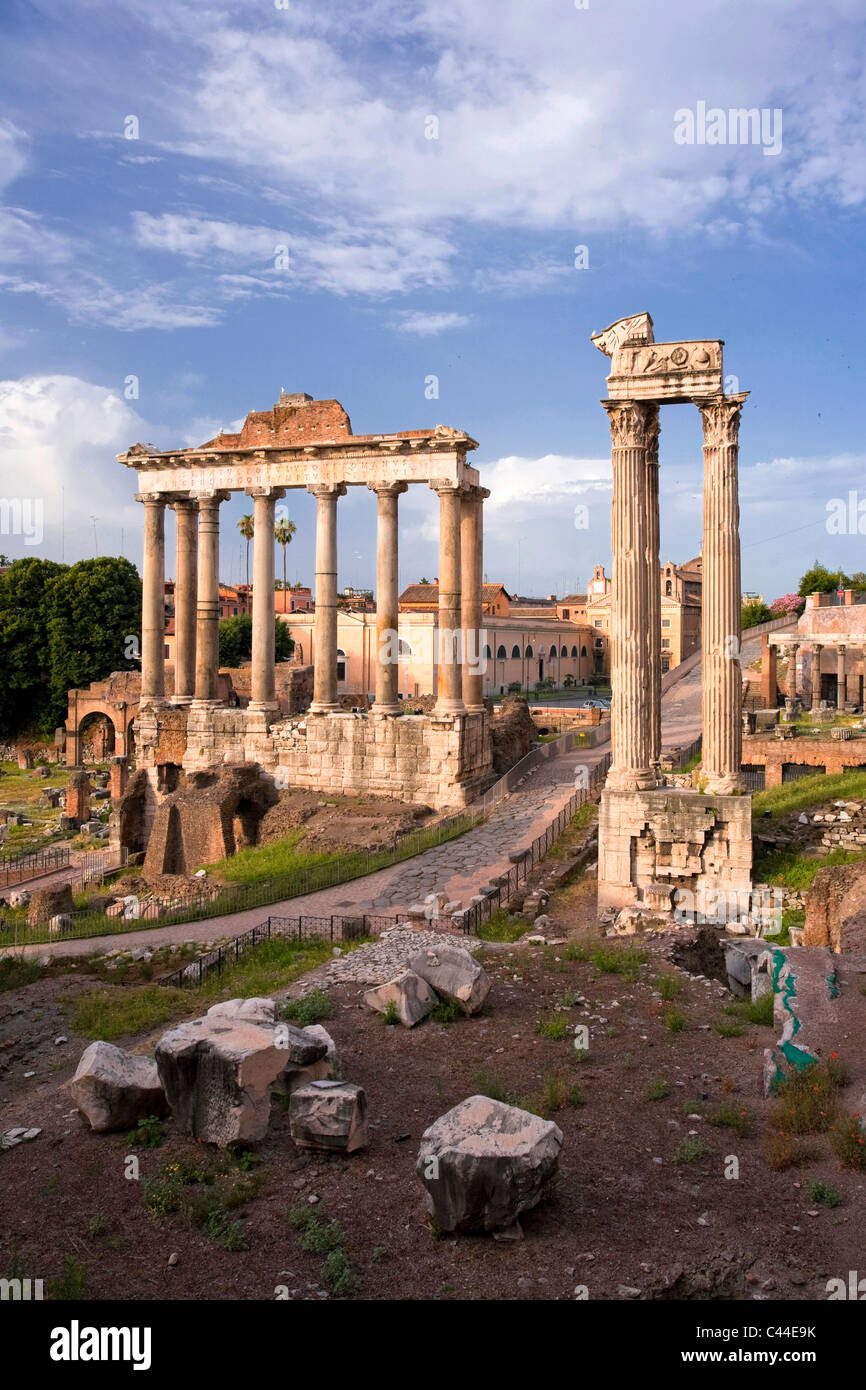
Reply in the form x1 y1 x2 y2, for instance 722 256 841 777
70 1041 167 1133
408 944 491 1016
416 1095 562 1234
289 1080 368 1153
364 969 436 1027
155 1016 287 1147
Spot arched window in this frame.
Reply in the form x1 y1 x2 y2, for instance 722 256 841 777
665 580 672 595
525 645 534 658
511 644 520 659
549 644 557 658
497 645 507 660
570 645 578 658
581 645 587 657
336 648 347 682
483 644 492 660
560 645 568 658
397 638 413 658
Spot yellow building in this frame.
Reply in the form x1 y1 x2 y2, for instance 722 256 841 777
556 557 702 676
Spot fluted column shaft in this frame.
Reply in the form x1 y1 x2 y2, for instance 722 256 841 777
837 645 847 710
603 402 656 789
699 393 748 793
194 493 226 703
644 414 662 766
460 486 489 712
138 494 166 704
308 484 346 713
248 488 284 708
811 644 823 711
787 642 800 699
171 499 197 703
434 483 465 715
370 482 406 714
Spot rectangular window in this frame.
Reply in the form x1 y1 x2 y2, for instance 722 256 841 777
594 619 603 628
661 619 671 628
661 638 670 648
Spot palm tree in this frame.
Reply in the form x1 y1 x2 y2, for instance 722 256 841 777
238 514 254 591
274 517 297 609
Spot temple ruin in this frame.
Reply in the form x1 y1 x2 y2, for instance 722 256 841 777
118 393 492 814
592 313 752 916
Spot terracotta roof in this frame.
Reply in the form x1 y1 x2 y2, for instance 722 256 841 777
399 582 511 605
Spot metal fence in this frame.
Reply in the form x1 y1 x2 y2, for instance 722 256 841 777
741 764 766 791
0 846 71 887
159 750 611 990
782 762 827 783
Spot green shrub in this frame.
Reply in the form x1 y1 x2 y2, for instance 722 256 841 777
806 1178 844 1207
536 1010 568 1040
126 1114 165 1149
644 1078 670 1102
829 1113 866 1170
673 1135 714 1164
664 1009 686 1033
656 975 684 1001
707 1103 753 1137
281 988 335 1026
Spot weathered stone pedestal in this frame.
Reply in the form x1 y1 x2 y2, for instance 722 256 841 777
597 785 752 916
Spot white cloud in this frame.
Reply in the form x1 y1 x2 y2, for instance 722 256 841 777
391 310 470 336
0 375 147 560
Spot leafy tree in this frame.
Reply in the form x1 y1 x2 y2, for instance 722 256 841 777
46 557 141 723
741 598 771 629
0 557 66 736
274 517 297 597
768 593 805 617
797 562 850 598
218 615 293 667
238 514 254 589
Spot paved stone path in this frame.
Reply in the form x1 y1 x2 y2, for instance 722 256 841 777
7 634 770 963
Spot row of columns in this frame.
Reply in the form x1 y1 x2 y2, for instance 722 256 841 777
138 481 489 719
788 642 849 711
603 393 747 796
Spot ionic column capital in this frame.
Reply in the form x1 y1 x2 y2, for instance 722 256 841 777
306 483 347 500
430 478 463 496
696 392 749 447
166 496 198 512
602 400 659 449
134 492 167 507
245 486 286 501
367 480 408 498
193 489 231 510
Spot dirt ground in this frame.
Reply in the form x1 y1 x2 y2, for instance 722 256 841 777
2 884 865 1302
256 789 432 854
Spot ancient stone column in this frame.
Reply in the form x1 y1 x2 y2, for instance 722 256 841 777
811 643 823 711
644 411 662 766
194 492 227 703
698 393 748 794
170 498 198 704
247 487 285 709
787 642 800 699
308 483 347 713
837 645 847 710
433 482 465 715
368 481 407 715
137 493 166 705
460 486 489 712
603 402 656 790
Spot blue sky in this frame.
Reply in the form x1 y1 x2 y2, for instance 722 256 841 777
0 0 864 599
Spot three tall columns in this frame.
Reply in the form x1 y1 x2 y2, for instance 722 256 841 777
603 392 747 797
699 394 747 794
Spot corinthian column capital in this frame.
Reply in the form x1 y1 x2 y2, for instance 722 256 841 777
602 400 658 449
697 392 749 447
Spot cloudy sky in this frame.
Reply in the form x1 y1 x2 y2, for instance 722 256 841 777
0 0 864 598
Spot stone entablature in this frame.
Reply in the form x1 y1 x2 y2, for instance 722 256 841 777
591 312 724 403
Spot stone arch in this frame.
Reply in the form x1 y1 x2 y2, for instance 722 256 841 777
77 709 116 761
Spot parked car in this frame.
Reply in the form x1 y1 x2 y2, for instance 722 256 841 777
582 698 611 710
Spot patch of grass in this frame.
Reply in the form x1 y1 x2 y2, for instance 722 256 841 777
381 999 399 1026
67 984 195 1041
673 1135 715 1165
707 1103 754 1138
762 1131 822 1171
371 1245 388 1264
281 987 335 1026
562 942 588 962
287 1204 358 1297
558 988 582 1007
0 954 43 992
126 1114 165 1149
622 1052 636 1070
588 945 647 982
656 974 684 1001
806 1178 844 1207
536 1010 568 1040
754 846 866 892
829 1113 866 1170
472 1070 515 1104
87 1212 109 1238
522 1072 584 1118
723 993 775 1027
644 1078 671 1102
47 1255 87 1300
713 1016 746 1038
773 1059 848 1135
476 910 530 943
664 1008 687 1033
430 997 460 1025
752 769 866 820
203 937 335 1002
